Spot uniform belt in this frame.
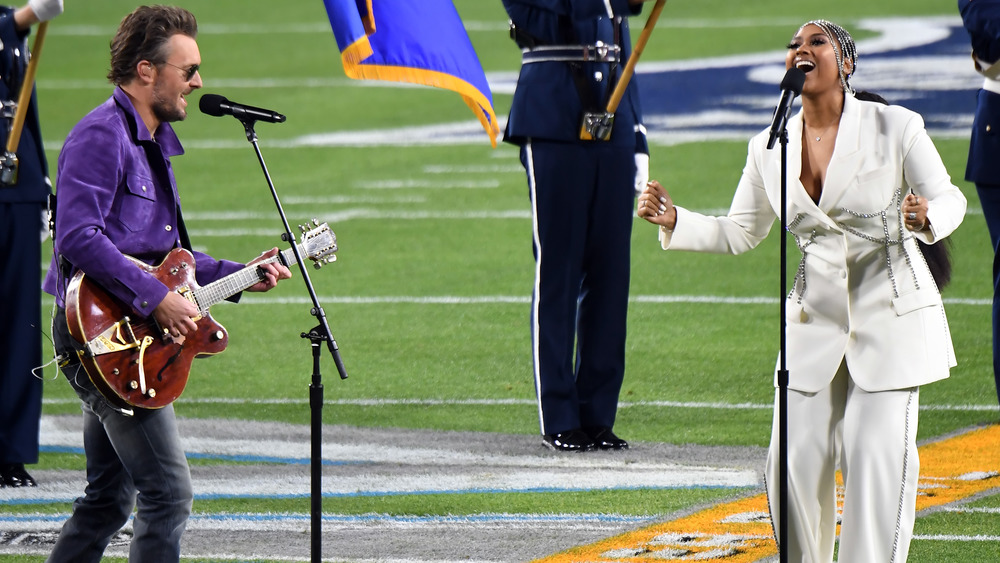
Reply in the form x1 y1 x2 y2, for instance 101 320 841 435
984 76 1000 96
522 44 621 64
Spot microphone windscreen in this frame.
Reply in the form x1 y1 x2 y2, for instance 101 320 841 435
780 68 806 95
199 93 228 116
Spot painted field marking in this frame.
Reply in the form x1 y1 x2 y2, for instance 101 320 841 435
534 424 1000 563
0 416 758 507
43 18 813 39
38 396 1000 414
1 512 656 533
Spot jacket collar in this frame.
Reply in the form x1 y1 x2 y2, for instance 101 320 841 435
783 93 865 219
112 86 184 158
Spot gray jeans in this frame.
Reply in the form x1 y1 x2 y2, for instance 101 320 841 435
47 307 192 563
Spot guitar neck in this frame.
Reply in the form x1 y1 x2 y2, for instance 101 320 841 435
192 247 298 311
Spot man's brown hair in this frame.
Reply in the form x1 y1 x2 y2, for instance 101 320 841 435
107 5 198 85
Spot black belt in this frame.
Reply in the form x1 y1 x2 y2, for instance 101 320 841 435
522 43 621 64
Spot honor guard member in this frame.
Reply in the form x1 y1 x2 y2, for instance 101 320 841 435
0 0 62 488
959 0 1000 408
502 0 653 452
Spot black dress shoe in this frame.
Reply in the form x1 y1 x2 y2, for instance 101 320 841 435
1 463 37 487
586 427 629 450
542 429 596 452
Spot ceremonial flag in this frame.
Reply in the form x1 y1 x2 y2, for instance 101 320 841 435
323 0 499 147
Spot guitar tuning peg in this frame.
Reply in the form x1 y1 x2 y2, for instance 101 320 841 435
312 218 320 226
313 262 323 270
298 224 307 233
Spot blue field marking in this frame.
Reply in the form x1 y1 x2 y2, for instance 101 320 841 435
42 18 978 150
38 445 370 466
0 511 657 527
184 452 370 466
193 512 657 525
634 20 977 141
500 17 979 147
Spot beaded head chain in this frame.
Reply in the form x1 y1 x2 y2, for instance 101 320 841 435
805 19 857 94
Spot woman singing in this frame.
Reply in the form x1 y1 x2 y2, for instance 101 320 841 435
637 20 967 562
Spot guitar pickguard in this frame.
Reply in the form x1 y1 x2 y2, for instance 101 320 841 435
81 316 141 357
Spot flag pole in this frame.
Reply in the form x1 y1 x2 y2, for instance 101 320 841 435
605 0 666 115
578 0 666 141
1 21 48 185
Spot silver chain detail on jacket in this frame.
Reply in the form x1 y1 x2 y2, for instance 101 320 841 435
787 188 927 304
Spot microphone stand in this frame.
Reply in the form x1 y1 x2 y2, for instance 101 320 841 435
235 116 349 563
767 69 801 563
776 123 790 563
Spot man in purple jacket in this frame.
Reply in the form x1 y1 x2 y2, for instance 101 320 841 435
42 6 290 562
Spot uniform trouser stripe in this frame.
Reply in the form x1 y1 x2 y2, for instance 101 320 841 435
524 141 547 434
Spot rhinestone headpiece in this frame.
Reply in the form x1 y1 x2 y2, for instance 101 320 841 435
805 20 857 94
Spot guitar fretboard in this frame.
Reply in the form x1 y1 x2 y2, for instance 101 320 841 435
192 248 296 311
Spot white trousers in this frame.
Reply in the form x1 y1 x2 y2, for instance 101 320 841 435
766 361 920 563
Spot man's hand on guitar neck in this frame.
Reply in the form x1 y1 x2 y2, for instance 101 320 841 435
154 291 200 338
246 247 292 292
151 248 290 338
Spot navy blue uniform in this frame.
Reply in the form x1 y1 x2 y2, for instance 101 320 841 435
0 6 50 470
960 0 1000 406
502 0 648 439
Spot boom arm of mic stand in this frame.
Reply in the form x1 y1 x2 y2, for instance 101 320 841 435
240 117 349 379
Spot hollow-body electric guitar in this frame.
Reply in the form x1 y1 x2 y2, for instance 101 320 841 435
65 221 337 410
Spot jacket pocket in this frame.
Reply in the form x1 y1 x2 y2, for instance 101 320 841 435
891 288 940 316
856 166 894 185
118 175 157 232
851 166 900 212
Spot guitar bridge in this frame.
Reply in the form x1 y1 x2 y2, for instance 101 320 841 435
82 316 140 357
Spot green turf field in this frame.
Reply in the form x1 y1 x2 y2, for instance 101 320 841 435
7 0 998 561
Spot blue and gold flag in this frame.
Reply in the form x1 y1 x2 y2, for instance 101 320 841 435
323 0 499 147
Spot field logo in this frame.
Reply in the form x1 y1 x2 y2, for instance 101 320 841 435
487 16 978 147
536 424 1000 563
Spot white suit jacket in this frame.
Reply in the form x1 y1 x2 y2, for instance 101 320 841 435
660 95 968 393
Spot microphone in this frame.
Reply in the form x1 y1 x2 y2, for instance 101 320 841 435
766 68 806 150
199 94 286 123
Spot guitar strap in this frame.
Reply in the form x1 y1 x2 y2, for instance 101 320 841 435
175 201 192 252
139 139 191 253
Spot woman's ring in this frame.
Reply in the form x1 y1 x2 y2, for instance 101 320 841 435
907 212 916 220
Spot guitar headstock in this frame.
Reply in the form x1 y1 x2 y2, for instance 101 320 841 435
299 220 338 269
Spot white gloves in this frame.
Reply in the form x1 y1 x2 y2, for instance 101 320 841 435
634 152 649 197
27 0 63 22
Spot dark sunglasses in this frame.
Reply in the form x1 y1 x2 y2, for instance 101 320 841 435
162 62 200 81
